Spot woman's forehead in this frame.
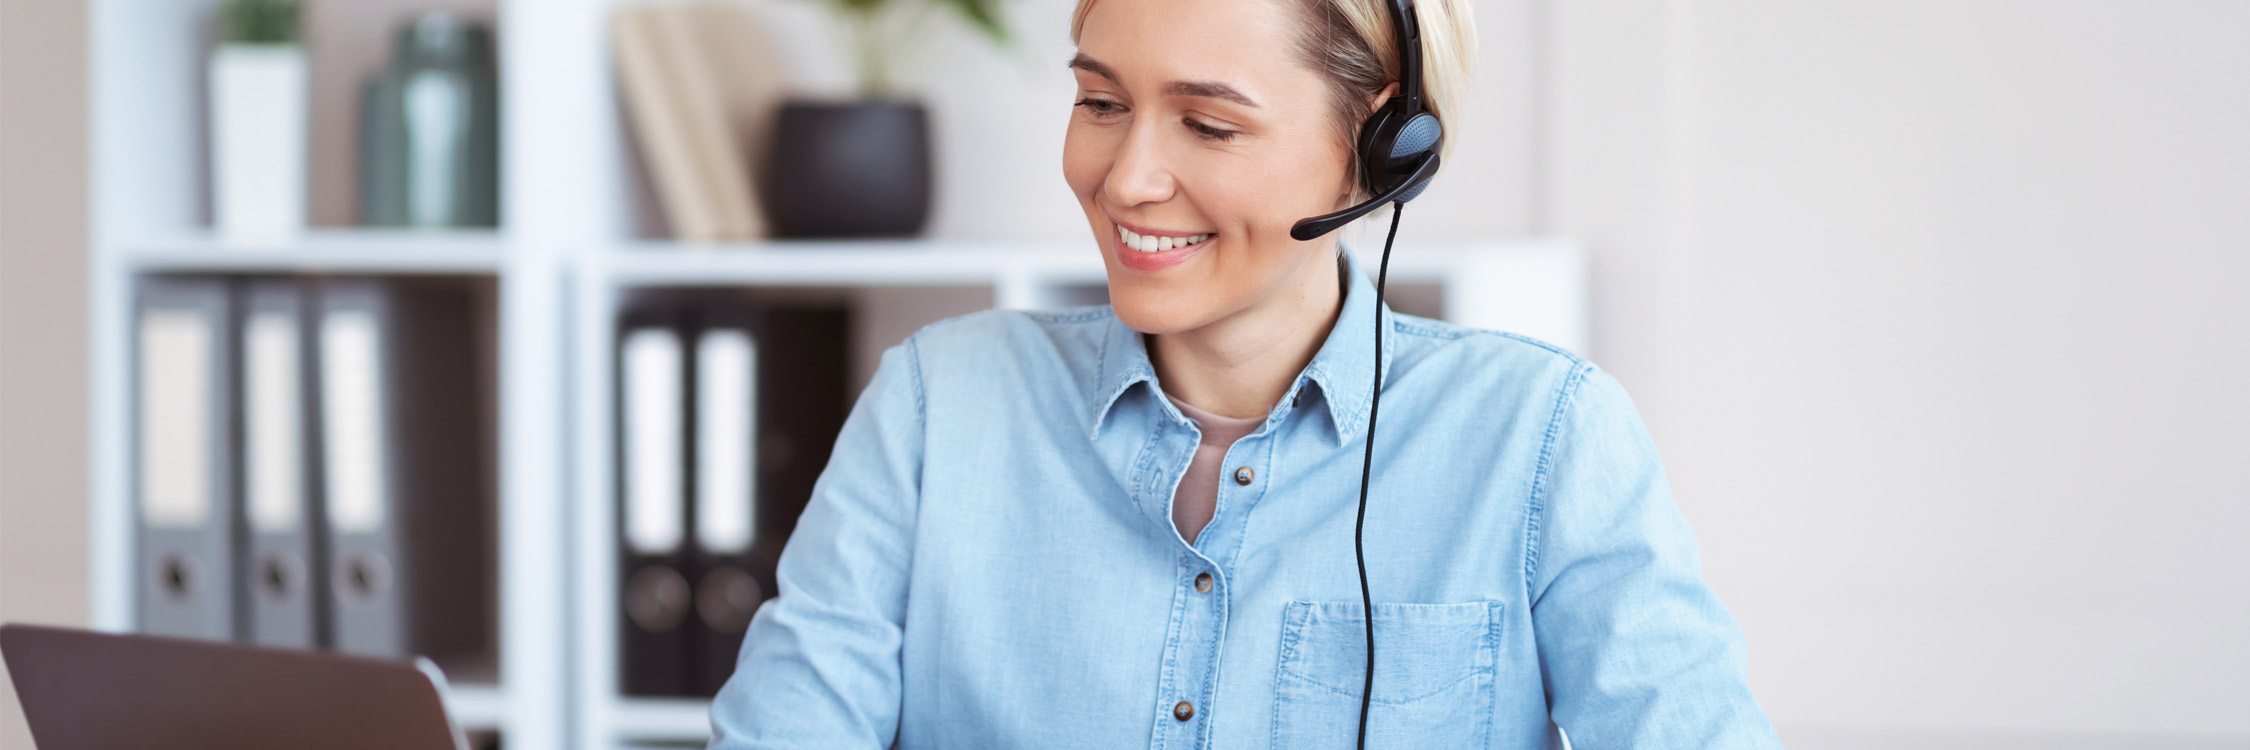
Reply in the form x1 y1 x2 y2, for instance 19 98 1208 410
1074 0 1322 99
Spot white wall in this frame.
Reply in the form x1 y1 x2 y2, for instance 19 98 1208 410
0 0 91 748
1551 0 2250 744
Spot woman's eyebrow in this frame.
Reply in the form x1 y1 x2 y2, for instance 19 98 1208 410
1068 53 1261 108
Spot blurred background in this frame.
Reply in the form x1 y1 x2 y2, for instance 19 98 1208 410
2 0 2245 748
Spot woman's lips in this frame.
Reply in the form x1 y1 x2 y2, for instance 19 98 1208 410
1113 224 1214 272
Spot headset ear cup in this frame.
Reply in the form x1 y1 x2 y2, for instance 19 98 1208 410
1391 113 1441 159
1388 113 1443 203
1356 102 1404 197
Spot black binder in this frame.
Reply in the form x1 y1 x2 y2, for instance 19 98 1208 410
617 305 693 697
684 303 852 696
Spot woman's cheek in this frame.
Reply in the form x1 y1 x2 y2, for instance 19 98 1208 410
1061 125 1112 201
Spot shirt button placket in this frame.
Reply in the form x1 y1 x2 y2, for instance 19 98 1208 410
1157 556 1221 747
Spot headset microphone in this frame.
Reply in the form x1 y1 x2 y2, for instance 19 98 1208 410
1281 1 1440 748
1288 150 1439 241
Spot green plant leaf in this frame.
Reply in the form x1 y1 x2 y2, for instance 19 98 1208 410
220 0 299 44
934 0 1008 45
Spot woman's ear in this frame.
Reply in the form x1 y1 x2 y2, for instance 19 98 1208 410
1365 82 1401 117
1336 83 1404 208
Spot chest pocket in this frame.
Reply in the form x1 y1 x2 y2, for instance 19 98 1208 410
1272 600 1501 748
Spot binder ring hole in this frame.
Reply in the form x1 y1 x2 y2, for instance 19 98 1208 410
339 553 394 603
259 553 307 600
696 566 764 634
626 566 692 633
159 555 199 599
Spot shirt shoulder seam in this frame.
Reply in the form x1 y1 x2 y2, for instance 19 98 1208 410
905 333 928 428
1524 360 1594 596
1390 315 1589 367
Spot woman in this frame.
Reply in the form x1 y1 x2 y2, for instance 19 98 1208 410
711 0 1781 746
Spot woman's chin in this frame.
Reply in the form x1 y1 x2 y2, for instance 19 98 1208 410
1106 289 1218 336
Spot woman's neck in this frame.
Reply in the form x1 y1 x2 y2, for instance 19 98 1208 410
1147 249 1344 420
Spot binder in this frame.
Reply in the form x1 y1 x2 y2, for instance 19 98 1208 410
315 278 490 662
684 308 761 696
618 307 692 696
239 278 325 649
133 276 240 641
685 303 853 696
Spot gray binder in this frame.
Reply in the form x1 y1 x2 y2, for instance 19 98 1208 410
314 278 489 662
239 279 325 649
133 276 238 641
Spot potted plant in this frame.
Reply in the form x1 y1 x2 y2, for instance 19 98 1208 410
762 0 1009 237
210 0 306 240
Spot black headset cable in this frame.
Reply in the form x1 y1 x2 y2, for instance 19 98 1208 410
1354 203 1404 749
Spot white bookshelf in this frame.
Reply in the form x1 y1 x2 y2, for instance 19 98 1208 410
86 1 1585 748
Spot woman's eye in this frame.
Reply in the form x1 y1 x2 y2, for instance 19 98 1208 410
1184 118 1238 143
1074 97 1124 117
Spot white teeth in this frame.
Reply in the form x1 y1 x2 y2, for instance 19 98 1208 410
1116 225 1213 253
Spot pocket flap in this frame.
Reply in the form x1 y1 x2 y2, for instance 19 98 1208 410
1278 600 1501 704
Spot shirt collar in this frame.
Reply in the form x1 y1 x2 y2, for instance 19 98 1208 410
1087 242 1395 447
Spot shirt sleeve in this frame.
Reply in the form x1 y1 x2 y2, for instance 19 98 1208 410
709 340 925 749
1527 363 1783 748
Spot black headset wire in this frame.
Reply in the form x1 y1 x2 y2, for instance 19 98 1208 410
1354 202 1405 750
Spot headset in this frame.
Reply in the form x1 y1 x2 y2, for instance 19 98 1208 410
1286 1 1441 747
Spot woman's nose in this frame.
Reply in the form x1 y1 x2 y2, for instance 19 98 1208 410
1104 119 1176 206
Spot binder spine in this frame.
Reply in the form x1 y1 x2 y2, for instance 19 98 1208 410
318 278 488 661
133 276 240 642
619 309 693 696
318 280 404 657
687 309 764 696
241 278 325 649
687 304 854 695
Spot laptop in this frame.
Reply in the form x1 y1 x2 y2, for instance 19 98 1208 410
2 623 468 750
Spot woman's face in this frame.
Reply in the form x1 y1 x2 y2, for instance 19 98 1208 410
1064 0 1358 335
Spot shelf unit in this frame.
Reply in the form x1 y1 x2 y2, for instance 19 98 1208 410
86 0 1584 748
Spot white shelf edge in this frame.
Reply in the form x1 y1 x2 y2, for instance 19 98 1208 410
605 696 715 742
114 228 506 274
446 683 510 732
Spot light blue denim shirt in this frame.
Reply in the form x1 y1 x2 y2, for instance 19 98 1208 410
709 245 1781 749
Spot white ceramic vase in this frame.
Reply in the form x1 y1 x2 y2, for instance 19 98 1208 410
209 44 307 240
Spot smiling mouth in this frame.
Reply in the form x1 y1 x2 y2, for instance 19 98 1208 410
1117 225 1214 253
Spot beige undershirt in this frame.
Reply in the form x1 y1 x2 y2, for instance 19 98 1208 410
1163 393 1265 545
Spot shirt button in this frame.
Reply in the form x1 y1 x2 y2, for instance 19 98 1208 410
1233 466 1254 485
1194 573 1212 593
1173 700 1195 721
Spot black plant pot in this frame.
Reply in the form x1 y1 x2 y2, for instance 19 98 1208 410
762 100 933 238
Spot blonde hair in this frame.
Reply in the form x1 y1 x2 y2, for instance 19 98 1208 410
1070 0 1477 203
